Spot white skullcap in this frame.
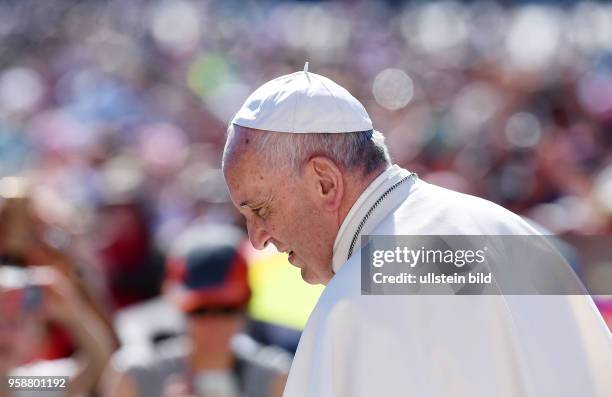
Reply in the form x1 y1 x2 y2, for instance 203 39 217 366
231 63 373 133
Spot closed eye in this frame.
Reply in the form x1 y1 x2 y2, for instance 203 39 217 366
252 206 267 218
241 197 273 219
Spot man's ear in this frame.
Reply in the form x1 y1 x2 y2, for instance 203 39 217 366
305 156 343 211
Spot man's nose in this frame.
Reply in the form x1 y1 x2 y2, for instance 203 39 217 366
246 218 271 250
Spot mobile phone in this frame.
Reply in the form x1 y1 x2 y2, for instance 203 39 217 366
0 266 42 312
21 284 42 312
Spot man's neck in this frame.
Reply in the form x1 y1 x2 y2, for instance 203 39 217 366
336 165 390 229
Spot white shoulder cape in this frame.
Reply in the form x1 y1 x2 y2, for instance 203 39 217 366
283 167 612 397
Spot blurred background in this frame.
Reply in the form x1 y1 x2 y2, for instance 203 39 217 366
0 0 611 395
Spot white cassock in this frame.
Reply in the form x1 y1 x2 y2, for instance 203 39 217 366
283 165 612 397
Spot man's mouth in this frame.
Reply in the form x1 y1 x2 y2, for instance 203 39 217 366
287 250 297 265
276 244 298 266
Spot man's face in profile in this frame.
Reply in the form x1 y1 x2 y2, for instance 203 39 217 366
223 131 336 285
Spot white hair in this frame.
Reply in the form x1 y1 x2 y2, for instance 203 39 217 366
223 125 391 175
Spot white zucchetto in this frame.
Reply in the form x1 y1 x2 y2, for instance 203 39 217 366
231 63 373 133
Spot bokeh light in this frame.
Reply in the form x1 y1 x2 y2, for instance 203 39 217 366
505 112 542 148
577 70 612 116
150 0 201 55
505 6 562 71
372 68 414 111
0 67 45 115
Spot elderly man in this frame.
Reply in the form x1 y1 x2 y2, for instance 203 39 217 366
222 65 612 397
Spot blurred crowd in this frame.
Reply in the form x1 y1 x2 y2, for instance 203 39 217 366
1 0 612 395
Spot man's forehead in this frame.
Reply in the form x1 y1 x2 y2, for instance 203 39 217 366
226 124 260 155
223 128 284 208
225 155 265 186
225 163 269 207
223 125 255 174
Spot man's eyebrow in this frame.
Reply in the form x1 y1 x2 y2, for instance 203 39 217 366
240 199 261 208
240 197 269 208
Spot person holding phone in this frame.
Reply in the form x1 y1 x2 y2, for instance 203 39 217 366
0 266 113 397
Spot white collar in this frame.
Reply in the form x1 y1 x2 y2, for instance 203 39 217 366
331 164 415 273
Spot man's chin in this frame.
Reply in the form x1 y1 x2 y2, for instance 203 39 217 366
300 269 319 285
300 268 332 286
